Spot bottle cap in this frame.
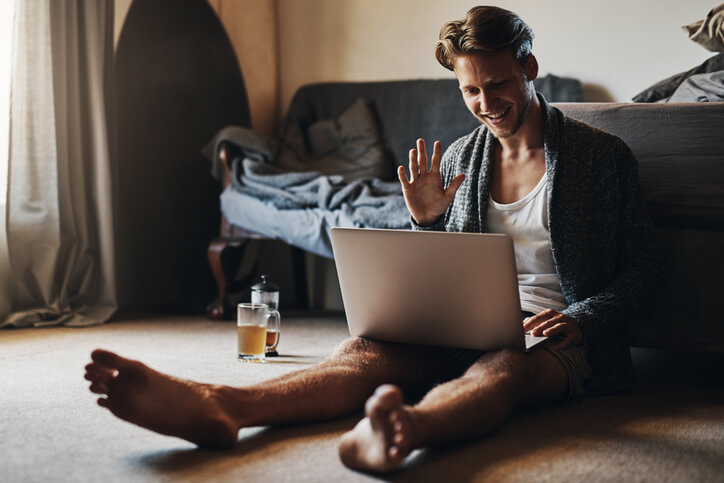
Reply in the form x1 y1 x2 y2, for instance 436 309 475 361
251 274 279 293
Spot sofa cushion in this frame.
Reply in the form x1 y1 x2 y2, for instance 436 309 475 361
275 97 395 181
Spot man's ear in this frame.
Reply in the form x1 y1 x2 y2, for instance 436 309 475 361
524 54 539 82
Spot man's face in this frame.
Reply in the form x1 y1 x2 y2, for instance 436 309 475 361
454 50 537 139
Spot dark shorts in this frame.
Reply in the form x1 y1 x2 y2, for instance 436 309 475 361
442 312 592 400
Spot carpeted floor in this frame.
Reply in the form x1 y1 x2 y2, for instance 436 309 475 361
2 313 723 482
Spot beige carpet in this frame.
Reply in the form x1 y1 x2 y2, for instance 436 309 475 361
2 313 723 482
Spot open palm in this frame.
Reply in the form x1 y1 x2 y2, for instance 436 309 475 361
397 139 465 226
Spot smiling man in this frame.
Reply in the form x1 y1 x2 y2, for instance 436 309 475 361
84 6 657 474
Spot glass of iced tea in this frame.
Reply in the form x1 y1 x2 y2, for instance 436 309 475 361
237 303 279 362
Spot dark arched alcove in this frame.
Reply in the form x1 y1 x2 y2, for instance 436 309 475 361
115 0 250 312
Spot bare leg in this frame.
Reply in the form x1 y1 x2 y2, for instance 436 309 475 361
338 348 569 472
85 349 239 448
84 337 457 449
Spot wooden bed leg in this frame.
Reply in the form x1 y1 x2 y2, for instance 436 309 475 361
206 238 242 320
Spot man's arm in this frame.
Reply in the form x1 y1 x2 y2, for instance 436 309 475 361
398 139 465 227
560 140 660 344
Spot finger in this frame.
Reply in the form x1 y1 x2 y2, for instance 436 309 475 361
542 322 568 337
445 173 466 201
408 148 418 182
417 139 429 173
397 165 410 187
430 140 443 173
523 313 549 332
522 309 557 331
529 315 564 336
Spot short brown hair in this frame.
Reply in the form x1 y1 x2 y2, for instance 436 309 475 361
435 6 534 71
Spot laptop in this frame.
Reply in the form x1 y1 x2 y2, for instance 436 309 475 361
330 227 549 352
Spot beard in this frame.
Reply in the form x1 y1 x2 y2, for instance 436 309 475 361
483 80 534 139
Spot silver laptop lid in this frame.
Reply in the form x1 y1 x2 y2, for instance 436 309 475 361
330 228 525 351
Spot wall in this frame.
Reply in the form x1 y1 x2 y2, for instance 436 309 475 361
113 0 718 140
277 0 716 109
115 0 279 137
207 0 279 137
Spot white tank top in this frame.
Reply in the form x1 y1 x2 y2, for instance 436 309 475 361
487 173 568 314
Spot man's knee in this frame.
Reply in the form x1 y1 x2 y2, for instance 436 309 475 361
330 336 388 361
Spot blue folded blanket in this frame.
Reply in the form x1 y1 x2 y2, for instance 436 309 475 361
203 98 411 258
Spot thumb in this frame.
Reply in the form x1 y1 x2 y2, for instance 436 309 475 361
445 173 465 201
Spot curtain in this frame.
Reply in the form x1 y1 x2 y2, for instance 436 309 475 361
0 1 13 321
1 0 116 328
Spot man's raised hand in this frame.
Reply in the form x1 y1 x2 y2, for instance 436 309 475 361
397 139 465 226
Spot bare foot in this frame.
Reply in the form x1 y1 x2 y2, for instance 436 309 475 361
84 349 238 449
338 384 419 472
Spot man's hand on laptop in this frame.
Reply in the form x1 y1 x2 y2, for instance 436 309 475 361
523 309 582 349
398 138 465 226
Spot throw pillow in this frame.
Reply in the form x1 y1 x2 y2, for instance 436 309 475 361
276 97 394 181
683 3 724 53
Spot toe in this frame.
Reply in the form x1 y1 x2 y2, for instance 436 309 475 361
388 444 406 463
378 386 404 413
90 382 109 394
366 385 403 417
85 364 115 384
91 349 128 369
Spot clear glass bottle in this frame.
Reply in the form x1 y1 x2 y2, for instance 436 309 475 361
251 275 281 356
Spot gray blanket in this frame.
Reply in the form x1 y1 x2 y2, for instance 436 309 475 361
234 158 408 229
203 115 410 258
668 70 724 102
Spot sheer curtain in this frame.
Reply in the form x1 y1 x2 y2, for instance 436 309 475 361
1 0 116 328
0 2 15 321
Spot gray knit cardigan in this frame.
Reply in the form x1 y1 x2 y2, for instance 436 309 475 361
415 95 660 394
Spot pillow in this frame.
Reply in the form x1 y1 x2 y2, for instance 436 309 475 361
533 74 583 102
632 53 724 102
275 97 394 181
683 3 724 53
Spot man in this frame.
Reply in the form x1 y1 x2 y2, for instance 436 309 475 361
84 6 657 473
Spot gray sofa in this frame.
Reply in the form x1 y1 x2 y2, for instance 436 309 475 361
209 79 724 353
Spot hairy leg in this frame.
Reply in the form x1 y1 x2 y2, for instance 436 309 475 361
338 347 569 472
84 337 457 449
